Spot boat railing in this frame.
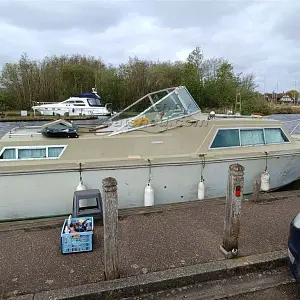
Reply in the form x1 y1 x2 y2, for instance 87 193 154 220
32 101 58 105
7 133 42 138
214 113 263 119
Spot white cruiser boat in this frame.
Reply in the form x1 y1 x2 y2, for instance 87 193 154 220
32 88 113 117
2 86 300 221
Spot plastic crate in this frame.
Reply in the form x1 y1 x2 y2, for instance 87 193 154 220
61 216 94 254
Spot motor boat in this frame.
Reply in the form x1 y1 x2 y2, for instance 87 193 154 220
2 86 300 221
32 88 113 117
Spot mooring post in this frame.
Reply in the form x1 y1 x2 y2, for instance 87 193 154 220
220 163 245 258
102 177 120 280
251 179 261 202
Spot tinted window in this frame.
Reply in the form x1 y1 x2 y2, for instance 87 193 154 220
87 98 104 107
0 149 16 159
211 129 240 148
48 147 64 158
18 148 46 159
240 129 264 146
0 146 65 160
265 128 289 144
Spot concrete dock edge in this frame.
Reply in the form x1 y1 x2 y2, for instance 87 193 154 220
10 250 288 300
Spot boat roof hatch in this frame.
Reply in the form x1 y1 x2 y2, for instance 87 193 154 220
108 86 201 136
40 119 75 129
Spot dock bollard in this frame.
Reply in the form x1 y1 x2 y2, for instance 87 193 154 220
220 163 245 259
102 177 120 280
251 178 261 202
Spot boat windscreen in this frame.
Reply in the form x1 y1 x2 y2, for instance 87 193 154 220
109 86 200 135
87 98 104 107
110 89 172 122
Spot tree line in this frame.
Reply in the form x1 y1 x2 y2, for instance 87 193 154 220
0 47 270 115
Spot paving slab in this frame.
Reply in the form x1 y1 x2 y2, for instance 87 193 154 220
0 192 300 298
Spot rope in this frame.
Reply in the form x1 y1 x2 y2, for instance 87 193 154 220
264 151 268 172
79 162 82 181
148 159 152 184
200 154 206 181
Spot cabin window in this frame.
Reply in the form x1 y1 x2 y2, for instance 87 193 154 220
264 128 289 144
0 145 66 160
210 129 240 148
87 98 103 107
210 127 290 149
240 129 264 146
18 148 46 159
74 100 85 107
0 149 16 159
48 146 64 157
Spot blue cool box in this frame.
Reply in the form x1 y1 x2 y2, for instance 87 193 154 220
60 216 94 254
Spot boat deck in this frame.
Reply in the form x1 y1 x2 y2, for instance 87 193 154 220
0 125 102 141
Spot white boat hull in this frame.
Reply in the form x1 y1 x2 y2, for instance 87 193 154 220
1 154 300 221
35 107 112 117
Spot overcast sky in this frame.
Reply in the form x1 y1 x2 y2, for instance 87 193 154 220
0 0 298 93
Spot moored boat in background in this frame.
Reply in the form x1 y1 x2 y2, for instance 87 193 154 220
32 88 113 117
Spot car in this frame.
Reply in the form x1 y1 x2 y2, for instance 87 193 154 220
288 212 300 281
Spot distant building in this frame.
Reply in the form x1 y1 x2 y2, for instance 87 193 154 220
264 92 295 104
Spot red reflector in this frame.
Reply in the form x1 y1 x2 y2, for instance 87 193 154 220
235 186 241 197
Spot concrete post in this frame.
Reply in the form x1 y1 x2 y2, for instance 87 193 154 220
102 177 120 280
251 179 261 202
220 163 245 258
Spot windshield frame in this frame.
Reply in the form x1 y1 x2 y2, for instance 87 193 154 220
108 86 200 136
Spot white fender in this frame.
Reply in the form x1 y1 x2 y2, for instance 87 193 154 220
198 180 205 200
260 171 270 191
76 180 87 207
144 183 154 206
76 180 86 191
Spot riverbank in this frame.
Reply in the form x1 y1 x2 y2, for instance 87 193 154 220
269 105 300 115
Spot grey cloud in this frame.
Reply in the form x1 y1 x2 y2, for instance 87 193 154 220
0 0 300 93
0 0 128 32
271 1 300 43
130 0 253 29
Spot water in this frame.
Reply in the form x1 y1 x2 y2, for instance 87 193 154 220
266 114 300 134
1 114 300 138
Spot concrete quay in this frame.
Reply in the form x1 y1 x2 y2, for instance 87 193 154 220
1 190 299 299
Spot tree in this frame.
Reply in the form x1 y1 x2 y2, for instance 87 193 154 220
0 48 268 114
